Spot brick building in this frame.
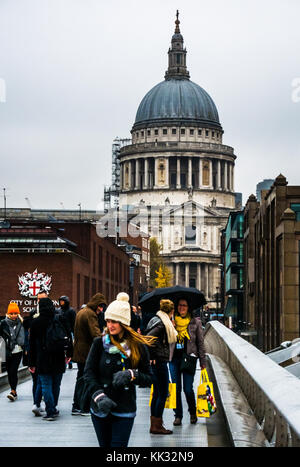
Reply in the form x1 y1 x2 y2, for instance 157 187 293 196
243 174 300 351
0 220 131 316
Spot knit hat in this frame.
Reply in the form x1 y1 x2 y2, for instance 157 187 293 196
104 292 131 326
7 302 20 315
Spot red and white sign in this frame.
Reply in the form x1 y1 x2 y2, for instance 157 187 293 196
18 269 52 298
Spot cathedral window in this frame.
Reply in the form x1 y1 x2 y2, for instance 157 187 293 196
172 128 176 135
185 225 196 245
154 129 158 135
198 129 202 136
212 131 215 138
141 131 144 137
163 128 168 135
181 128 185 135
147 129 151 136
190 129 194 135
205 130 209 137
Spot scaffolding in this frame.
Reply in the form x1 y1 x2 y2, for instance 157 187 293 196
104 137 131 212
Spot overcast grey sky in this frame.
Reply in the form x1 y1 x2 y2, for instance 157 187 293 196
0 0 299 210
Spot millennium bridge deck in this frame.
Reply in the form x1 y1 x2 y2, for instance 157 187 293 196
0 364 230 448
1 321 300 448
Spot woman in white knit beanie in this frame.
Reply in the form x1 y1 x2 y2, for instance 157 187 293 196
83 292 156 447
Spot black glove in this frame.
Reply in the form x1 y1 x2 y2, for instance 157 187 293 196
92 391 117 415
112 369 138 388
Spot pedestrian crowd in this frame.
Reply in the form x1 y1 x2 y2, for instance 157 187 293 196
0 288 206 447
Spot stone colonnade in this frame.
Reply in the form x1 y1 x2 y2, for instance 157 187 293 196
121 156 234 192
172 261 217 299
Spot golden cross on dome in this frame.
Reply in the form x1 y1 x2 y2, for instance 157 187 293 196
175 10 180 33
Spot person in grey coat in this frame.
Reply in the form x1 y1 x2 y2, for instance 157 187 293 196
169 297 206 426
0 302 25 401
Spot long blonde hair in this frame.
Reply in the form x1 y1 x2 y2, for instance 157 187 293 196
106 324 157 369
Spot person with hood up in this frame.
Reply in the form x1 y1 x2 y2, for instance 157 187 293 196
57 295 76 369
57 295 76 335
83 292 155 447
145 299 178 435
28 297 73 421
169 297 206 426
71 292 107 415
0 303 25 401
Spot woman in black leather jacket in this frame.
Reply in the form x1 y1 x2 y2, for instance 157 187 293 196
145 299 178 435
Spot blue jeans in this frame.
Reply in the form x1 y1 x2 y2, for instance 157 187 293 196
169 357 196 419
32 372 42 407
91 413 134 447
150 361 169 418
39 373 63 417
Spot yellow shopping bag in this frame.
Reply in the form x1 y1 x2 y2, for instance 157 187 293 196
196 369 217 418
149 383 177 409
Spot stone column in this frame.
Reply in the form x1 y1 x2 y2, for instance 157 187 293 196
176 157 181 188
185 263 190 287
232 163 235 192
143 158 148 189
197 263 201 290
208 264 214 298
217 160 221 190
165 156 170 188
209 160 213 188
205 263 209 299
154 158 159 188
175 263 180 285
188 157 192 188
224 161 228 191
119 162 123 190
135 159 140 190
128 161 132 190
199 158 203 188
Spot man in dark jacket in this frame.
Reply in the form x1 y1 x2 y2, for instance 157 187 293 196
130 306 141 333
29 297 73 421
57 295 76 369
71 292 107 415
23 290 49 416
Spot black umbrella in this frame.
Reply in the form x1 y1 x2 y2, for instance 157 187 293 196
138 285 206 315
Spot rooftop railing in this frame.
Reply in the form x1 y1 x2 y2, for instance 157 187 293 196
120 141 235 157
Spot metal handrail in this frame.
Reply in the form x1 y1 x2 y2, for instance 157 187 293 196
204 321 300 447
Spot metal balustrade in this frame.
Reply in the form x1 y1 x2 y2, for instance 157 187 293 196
204 320 300 447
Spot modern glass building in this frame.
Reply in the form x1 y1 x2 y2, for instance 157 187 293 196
223 211 244 331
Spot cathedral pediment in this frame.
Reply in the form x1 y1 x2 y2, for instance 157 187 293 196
163 200 223 218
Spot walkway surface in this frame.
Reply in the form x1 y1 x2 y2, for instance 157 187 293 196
0 365 230 447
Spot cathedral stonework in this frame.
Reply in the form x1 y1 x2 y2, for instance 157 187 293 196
118 12 238 306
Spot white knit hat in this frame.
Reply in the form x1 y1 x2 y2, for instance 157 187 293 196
104 292 131 326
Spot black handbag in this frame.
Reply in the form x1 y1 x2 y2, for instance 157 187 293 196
77 375 93 413
180 352 198 375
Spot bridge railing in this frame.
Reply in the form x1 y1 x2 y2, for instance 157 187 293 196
0 337 5 373
204 321 300 447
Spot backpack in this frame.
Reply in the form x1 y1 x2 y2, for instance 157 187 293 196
44 315 70 353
